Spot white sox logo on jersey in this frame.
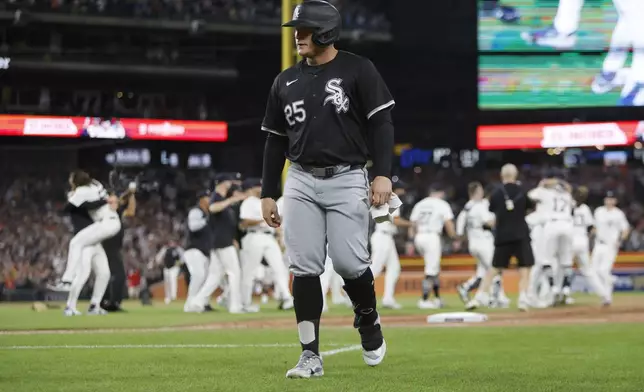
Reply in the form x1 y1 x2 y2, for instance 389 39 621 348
324 78 350 114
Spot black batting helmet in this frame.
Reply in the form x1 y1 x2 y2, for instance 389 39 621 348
283 0 341 47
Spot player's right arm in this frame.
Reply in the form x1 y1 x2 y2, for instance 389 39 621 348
442 201 457 239
187 208 207 232
209 192 247 214
260 75 289 201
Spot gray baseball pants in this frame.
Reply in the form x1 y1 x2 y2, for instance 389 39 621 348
282 163 371 279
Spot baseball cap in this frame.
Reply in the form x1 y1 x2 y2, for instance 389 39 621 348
196 189 211 199
242 178 262 190
605 190 617 198
215 172 241 184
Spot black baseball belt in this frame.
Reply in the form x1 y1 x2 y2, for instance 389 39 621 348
296 163 363 179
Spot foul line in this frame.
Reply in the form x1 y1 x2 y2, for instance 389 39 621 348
0 343 361 353
320 344 362 357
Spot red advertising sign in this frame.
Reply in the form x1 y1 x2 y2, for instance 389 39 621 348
0 115 228 142
477 121 644 150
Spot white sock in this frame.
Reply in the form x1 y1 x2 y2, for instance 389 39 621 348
553 0 584 35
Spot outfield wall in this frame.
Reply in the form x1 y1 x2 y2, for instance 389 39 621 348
148 253 644 299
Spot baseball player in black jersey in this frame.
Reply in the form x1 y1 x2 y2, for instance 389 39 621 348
101 188 136 312
259 0 394 378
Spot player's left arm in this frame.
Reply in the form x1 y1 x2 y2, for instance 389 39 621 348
119 191 136 217
358 59 395 205
442 203 457 239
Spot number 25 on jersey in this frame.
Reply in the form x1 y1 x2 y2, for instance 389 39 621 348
284 100 306 126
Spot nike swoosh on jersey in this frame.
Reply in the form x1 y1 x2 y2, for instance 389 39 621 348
286 79 298 86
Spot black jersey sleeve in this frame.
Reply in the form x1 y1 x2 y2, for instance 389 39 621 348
261 76 287 137
357 59 395 120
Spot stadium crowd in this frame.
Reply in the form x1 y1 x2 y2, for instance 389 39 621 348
2 162 644 294
2 0 390 31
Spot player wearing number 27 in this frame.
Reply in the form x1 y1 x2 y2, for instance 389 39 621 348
409 186 458 309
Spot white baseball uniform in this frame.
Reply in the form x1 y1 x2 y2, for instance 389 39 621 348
370 208 401 306
592 206 629 300
239 196 292 308
65 181 120 311
528 186 574 269
526 211 546 266
525 210 550 303
183 207 211 312
571 204 608 298
410 197 454 276
456 199 495 279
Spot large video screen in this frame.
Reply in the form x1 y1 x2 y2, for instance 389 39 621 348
478 0 643 109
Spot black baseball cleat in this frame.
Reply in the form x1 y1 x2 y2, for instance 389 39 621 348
203 304 216 312
354 311 387 366
101 300 126 312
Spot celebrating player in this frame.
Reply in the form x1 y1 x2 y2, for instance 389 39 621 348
591 191 630 305
239 178 293 311
194 174 246 313
527 177 574 306
183 191 213 313
569 186 608 304
154 241 185 305
61 171 121 316
455 182 509 307
259 0 394 378
410 185 457 310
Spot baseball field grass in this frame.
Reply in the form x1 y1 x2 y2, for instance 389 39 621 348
1 294 643 392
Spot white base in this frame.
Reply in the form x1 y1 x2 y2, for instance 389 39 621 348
426 312 488 324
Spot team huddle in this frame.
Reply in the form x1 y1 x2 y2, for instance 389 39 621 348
404 169 629 311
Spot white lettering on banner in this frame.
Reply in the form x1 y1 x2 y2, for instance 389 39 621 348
105 149 151 167
138 122 186 137
23 118 78 136
0 57 9 69
540 123 628 148
188 154 212 169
